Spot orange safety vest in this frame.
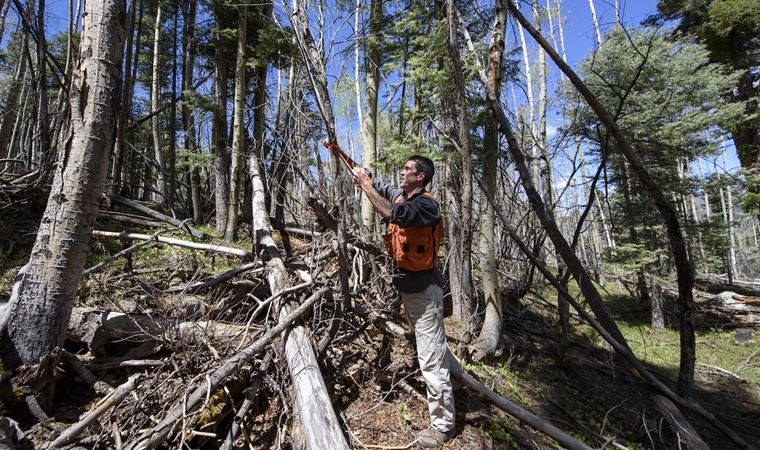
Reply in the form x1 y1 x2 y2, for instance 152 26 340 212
383 192 443 271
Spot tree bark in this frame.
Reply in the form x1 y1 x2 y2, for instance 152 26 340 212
446 0 474 324
0 0 125 366
213 2 230 235
224 5 248 241
150 2 165 203
473 2 507 360
111 0 137 195
360 0 381 233
181 0 201 224
35 0 49 170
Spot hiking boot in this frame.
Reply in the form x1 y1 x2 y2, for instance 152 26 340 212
416 427 455 448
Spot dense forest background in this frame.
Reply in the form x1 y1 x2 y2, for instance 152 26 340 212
0 0 758 448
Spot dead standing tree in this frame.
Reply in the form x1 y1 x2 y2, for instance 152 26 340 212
0 0 126 366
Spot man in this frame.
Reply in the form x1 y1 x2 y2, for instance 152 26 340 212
351 155 461 448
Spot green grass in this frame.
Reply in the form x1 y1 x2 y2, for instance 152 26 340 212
551 280 760 383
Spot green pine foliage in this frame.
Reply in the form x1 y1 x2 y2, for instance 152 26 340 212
566 26 745 274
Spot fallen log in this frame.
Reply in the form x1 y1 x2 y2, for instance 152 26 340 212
96 210 164 228
123 287 328 449
249 147 350 449
67 307 263 352
696 275 760 297
110 195 206 239
92 230 253 258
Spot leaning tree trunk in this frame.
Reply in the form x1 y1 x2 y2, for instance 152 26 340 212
473 2 506 360
505 0 697 397
0 0 125 366
35 0 49 170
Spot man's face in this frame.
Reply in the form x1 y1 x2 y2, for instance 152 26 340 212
400 160 424 190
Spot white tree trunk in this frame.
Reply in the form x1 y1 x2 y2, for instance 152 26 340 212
587 0 602 46
360 0 381 233
151 3 165 202
1 0 125 365
225 6 248 241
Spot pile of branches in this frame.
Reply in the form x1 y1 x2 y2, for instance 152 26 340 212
2 186 595 450
3 226 384 448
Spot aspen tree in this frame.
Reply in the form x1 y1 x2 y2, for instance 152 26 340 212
1 0 125 365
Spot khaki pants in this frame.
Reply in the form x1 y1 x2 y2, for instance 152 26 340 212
400 284 461 433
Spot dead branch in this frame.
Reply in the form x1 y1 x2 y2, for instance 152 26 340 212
696 275 760 297
110 195 206 239
651 394 710 450
163 262 262 294
83 231 162 276
457 371 592 450
222 351 273 450
92 230 253 258
60 350 113 396
49 374 141 449
123 287 328 449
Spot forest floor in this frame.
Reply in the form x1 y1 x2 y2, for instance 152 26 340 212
1 201 759 449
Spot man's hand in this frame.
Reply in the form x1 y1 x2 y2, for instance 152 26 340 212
352 166 373 192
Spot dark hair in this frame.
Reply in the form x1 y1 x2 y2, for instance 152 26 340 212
408 155 435 186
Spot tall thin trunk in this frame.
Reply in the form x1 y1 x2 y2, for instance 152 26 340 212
0 32 28 160
697 159 711 221
129 0 145 197
532 0 568 346
587 0 602 47
474 2 507 359
447 0 474 324
0 0 125 366
353 0 363 150
182 0 201 224
213 4 230 235
167 7 178 208
224 5 248 242
150 3 164 202
36 0 49 169
722 149 738 280
112 0 137 195
517 8 539 184
0 0 10 45
360 0 381 233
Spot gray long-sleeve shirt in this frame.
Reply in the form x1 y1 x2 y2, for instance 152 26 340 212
373 178 443 293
